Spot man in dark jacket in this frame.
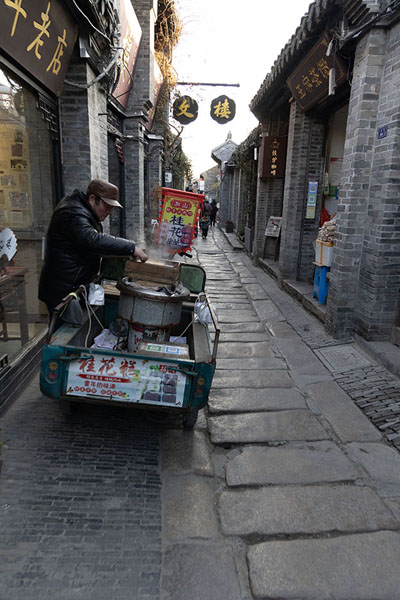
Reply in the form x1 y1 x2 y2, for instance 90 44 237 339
39 179 148 317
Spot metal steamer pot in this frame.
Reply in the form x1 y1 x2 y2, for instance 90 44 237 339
116 278 190 351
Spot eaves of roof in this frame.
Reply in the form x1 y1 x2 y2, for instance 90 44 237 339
249 0 380 116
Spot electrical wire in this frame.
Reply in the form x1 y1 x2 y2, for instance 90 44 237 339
64 46 122 89
71 0 112 44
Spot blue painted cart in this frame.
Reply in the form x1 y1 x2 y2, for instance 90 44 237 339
40 263 219 428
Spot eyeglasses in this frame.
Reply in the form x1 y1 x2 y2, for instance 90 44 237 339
95 196 112 211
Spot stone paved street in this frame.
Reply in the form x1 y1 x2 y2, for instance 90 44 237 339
1 226 400 599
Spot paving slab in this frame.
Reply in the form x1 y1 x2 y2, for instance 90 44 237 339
217 341 274 358
159 430 213 476
217 310 259 323
213 370 294 389
163 475 218 541
213 302 251 310
266 320 300 338
347 442 400 496
245 284 269 300
308 381 382 442
219 485 398 537
162 544 243 600
247 531 400 600
253 300 286 322
215 322 266 333
208 388 307 414
216 357 286 370
209 411 329 444
274 338 330 375
225 441 359 486
218 332 270 343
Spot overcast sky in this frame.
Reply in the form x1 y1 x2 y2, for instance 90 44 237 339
172 0 312 177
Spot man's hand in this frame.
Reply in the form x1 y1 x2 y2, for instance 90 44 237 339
134 248 148 262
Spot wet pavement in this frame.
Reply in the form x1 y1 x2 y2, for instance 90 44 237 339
1 226 400 599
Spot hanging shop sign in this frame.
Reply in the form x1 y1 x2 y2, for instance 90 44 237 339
145 59 164 130
156 187 204 254
172 96 198 124
259 136 287 180
306 181 318 220
210 95 235 124
112 0 142 107
1 0 78 96
287 33 347 112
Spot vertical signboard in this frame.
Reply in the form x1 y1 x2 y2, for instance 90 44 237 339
259 136 287 180
112 0 142 107
156 187 204 254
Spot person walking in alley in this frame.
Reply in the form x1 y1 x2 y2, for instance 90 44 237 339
209 200 218 227
39 179 148 322
199 214 210 238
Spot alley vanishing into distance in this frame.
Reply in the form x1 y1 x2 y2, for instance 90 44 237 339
1 227 400 599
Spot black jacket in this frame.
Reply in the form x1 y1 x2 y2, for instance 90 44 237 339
39 190 135 309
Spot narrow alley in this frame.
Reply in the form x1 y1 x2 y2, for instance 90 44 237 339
1 227 400 599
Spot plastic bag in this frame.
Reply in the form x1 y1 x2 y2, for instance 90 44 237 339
88 283 105 305
194 294 214 325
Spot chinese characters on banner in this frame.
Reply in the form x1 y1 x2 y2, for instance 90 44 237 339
1 0 77 95
210 95 235 124
259 136 287 180
156 187 204 254
286 33 347 112
65 353 188 407
111 0 142 107
172 96 199 124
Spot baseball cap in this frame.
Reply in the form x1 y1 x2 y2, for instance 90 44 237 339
87 179 123 208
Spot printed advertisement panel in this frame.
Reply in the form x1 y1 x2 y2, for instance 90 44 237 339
156 187 204 254
65 353 189 407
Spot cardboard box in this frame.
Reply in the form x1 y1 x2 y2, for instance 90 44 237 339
125 259 181 286
315 240 333 266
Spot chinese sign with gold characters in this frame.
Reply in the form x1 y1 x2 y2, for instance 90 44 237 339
156 188 204 254
1 0 77 96
66 352 188 408
210 95 235 124
112 0 142 107
287 33 347 112
259 136 287 180
172 96 198 125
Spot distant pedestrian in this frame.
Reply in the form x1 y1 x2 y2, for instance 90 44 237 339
199 215 210 239
203 200 212 217
209 200 218 227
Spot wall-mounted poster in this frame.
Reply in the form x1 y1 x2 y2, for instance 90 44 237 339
0 124 32 228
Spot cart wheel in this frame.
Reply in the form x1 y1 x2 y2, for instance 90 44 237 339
182 407 198 429
58 398 77 417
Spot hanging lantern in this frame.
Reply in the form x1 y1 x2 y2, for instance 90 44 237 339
210 95 236 124
172 96 198 124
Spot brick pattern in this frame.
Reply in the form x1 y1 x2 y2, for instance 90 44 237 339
279 102 324 280
59 49 107 193
0 383 162 600
325 26 400 340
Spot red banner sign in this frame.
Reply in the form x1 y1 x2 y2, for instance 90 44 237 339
156 188 204 254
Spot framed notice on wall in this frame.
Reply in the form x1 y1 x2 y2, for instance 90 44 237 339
265 216 282 237
306 181 318 220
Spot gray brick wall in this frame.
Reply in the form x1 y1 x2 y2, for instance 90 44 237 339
59 49 108 194
279 102 324 280
325 26 395 340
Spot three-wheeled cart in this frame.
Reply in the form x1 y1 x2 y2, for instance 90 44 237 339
40 261 219 428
